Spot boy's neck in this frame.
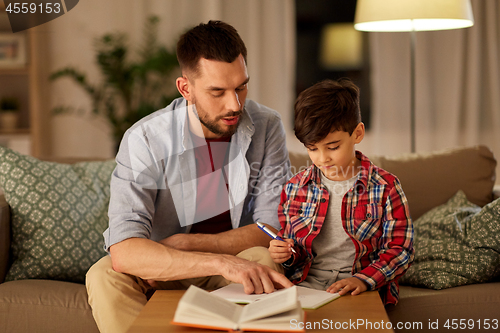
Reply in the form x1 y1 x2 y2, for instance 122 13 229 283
320 158 361 181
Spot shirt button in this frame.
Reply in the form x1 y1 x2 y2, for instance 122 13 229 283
313 226 318 231
320 198 326 203
298 209 303 214
366 213 372 218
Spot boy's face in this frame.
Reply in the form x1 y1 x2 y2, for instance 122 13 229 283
306 123 365 181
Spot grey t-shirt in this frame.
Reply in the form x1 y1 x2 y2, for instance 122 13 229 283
310 172 357 274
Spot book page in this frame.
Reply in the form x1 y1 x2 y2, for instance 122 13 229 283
175 285 242 325
240 307 304 332
240 286 298 323
212 284 340 309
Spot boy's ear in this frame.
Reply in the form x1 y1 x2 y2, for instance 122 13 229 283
353 122 365 144
176 75 192 102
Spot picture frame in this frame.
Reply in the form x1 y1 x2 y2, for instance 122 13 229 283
0 33 27 68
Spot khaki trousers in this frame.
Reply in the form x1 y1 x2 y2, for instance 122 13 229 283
86 246 282 333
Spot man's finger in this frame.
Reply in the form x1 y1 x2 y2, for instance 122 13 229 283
269 269 293 288
241 277 255 294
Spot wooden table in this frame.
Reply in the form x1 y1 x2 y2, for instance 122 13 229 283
128 289 394 332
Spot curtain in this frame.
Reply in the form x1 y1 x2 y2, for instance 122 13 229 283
365 0 500 183
46 0 296 158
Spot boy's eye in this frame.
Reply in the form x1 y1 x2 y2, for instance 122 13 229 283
306 147 317 152
328 146 340 151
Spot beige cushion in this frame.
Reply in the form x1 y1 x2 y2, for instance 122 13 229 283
387 283 500 328
372 145 496 220
288 145 496 220
0 280 99 333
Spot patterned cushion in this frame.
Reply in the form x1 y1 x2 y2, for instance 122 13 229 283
0 147 115 283
400 190 500 289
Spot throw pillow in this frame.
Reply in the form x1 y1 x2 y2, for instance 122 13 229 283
400 190 500 289
0 147 115 283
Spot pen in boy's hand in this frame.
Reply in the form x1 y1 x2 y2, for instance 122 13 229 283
256 222 297 254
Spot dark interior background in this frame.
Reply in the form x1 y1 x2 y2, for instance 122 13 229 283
295 0 371 129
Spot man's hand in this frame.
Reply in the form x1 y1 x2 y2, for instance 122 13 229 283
326 277 368 296
218 255 293 294
268 238 294 264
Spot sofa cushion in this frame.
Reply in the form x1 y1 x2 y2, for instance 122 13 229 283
371 145 496 220
0 280 99 333
387 283 500 329
0 147 115 283
400 190 500 289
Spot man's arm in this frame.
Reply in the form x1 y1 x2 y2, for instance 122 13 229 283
160 223 275 255
109 237 292 294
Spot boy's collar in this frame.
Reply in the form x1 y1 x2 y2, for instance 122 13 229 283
298 150 372 188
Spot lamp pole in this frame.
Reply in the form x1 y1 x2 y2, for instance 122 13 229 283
410 24 416 153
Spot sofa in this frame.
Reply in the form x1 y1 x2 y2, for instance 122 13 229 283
1 145 499 333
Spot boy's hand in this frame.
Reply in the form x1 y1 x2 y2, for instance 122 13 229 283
326 277 368 296
268 238 295 264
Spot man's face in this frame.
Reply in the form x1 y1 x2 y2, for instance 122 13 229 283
187 54 249 139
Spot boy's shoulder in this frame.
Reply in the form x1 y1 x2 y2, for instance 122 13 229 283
358 151 400 187
287 164 316 185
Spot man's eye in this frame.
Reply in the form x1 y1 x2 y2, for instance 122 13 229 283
212 92 224 98
236 86 246 92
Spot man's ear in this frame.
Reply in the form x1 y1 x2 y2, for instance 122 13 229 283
176 75 192 101
353 122 365 144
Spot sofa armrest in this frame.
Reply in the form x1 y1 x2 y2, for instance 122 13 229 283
0 193 10 283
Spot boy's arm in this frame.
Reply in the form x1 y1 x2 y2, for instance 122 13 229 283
353 179 415 290
276 186 309 271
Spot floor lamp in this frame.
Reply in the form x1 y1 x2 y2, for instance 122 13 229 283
354 0 474 153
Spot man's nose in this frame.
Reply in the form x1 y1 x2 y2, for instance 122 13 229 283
226 91 241 111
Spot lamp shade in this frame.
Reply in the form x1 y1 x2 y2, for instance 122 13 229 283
319 23 363 70
354 0 474 32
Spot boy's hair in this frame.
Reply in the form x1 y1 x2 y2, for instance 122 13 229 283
176 20 247 77
294 78 361 145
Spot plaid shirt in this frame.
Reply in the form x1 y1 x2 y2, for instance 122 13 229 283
278 151 414 305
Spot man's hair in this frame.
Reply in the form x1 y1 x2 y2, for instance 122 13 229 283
177 20 247 76
294 78 361 145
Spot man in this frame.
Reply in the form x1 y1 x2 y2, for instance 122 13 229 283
86 20 293 333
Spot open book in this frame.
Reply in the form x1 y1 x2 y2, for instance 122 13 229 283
172 285 305 332
211 283 340 310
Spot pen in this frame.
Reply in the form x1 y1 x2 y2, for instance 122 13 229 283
256 222 296 254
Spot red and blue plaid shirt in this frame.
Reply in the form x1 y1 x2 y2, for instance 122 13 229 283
277 151 414 305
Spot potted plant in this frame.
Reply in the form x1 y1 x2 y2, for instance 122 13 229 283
0 96 20 131
50 16 180 149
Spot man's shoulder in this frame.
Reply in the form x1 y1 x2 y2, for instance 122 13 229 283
245 99 282 123
126 98 186 139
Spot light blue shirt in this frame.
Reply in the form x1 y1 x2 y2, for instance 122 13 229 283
104 98 291 251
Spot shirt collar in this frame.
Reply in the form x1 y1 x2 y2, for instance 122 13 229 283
298 150 373 188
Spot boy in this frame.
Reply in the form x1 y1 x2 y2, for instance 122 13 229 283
269 79 414 305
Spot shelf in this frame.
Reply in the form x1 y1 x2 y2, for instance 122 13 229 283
0 68 30 75
0 128 30 136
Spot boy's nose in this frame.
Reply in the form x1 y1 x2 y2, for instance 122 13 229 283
319 152 331 163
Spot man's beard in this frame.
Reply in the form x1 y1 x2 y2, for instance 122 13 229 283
192 100 243 137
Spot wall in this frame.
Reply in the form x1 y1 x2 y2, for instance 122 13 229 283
43 0 297 159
